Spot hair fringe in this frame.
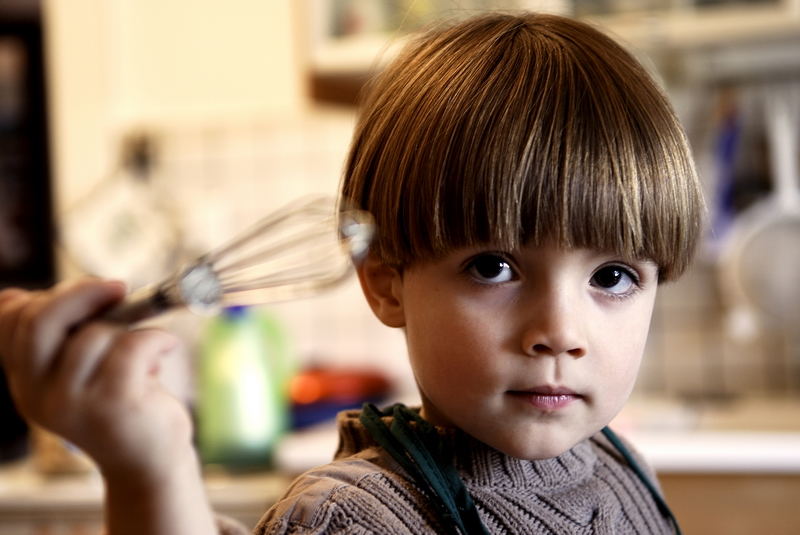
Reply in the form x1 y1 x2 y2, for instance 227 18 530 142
341 12 705 281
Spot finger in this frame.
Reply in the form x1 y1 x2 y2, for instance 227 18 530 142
52 321 121 398
14 279 126 381
2 291 49 373
0 289 34 366
0 287 28 307
88 328 180 399
10 323 118 429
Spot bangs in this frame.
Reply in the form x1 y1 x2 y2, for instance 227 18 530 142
342 14 703 281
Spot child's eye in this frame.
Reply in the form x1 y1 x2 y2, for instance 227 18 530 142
590 264 639 296
465 254 516 284
468 255 515 283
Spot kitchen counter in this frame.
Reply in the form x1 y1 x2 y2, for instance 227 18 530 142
614 395 800 473
630 429 800 473
0 459 293 533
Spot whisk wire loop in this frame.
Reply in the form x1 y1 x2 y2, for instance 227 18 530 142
102 195 375 323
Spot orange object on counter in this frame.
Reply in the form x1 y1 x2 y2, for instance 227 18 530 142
289 367 392 406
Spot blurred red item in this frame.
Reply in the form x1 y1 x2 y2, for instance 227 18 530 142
289 367 391 405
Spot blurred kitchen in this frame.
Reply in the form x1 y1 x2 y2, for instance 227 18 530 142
0 0 798 533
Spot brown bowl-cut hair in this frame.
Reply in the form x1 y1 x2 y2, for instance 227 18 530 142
340 12 704 281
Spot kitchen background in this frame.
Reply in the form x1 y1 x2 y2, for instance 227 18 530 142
0 0 799 533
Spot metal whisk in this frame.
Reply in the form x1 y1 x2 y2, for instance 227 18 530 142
103 196 374 324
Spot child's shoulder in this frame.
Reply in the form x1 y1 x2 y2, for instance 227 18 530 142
254 410 438 534
254 452 432 534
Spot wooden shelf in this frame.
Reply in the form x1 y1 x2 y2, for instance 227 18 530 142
307 3 800 105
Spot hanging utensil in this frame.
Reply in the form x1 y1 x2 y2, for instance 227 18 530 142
719 83 800 336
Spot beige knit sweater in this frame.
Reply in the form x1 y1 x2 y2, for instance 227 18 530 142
237 409 674 534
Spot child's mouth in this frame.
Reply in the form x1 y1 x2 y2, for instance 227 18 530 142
507 386 582 411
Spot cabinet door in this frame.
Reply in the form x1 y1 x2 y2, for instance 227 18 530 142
660 472 800 534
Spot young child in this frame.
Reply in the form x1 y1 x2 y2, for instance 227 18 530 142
0 12 702 535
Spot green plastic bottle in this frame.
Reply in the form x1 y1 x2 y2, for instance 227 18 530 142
196 306 290 470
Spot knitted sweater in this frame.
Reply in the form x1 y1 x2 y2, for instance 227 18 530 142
249 409 674 534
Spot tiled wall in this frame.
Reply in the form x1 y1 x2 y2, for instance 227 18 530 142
642 259 800 399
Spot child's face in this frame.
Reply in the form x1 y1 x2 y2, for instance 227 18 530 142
394 241 658 459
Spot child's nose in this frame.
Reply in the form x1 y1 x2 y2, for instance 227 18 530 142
519 299 587 358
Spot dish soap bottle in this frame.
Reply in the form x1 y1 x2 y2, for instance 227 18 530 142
196 306 290 470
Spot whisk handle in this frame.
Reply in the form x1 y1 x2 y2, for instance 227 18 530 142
102 286 173 324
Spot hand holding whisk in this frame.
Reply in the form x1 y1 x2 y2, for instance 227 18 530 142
102 196 374 324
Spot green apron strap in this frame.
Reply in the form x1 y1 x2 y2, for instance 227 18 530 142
360 403 489 535
601 426 683 535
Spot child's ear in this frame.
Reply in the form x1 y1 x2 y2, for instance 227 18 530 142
356 254 406 328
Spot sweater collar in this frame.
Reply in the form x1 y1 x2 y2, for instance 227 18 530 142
334 407 597 492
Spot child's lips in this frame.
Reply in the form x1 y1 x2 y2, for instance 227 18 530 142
507 385 583 410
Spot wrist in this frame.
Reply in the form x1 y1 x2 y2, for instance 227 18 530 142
100 442 201 495
102 447 216 535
